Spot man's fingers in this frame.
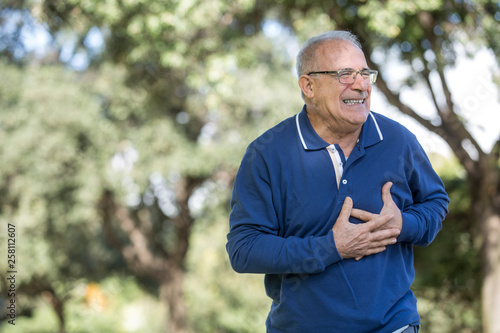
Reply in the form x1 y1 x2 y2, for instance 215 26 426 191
335 196 400 260
350 208 376 222
370 228 400 242
365 213 394 232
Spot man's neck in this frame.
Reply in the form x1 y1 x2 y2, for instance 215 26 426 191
307 112 362 157
321 129 360 157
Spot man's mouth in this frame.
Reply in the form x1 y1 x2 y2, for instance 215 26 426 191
343 99 365 106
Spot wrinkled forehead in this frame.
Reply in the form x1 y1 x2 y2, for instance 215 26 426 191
315 40 367 70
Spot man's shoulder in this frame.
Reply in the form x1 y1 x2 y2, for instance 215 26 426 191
248 114 298 151
370 111 417 140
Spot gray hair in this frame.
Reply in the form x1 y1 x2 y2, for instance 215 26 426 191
296 31 362 77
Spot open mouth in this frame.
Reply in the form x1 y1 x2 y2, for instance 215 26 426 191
343 99 365 106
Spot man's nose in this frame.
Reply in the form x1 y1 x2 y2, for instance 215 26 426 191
350 72 369 91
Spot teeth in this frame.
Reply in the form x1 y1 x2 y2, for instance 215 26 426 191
344 99 364 105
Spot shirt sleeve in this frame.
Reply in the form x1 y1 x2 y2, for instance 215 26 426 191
226 146 342 274
398 138 450 246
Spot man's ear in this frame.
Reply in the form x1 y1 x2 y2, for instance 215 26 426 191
298 75 314 99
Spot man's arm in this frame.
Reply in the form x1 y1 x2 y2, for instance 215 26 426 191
397 141 449 246
226 147 341 274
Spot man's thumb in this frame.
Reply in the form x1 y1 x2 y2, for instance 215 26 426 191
381 182 393 206
338 197 353 222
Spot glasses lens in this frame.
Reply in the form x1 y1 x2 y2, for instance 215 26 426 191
338 70 356 84
367 70 377 84
338 70 377 84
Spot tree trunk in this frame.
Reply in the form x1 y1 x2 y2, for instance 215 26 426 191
478 200 500 333
471 155 500 333
42 289 66 333
99 175 203 333
160 267 187 333
481 210 500 333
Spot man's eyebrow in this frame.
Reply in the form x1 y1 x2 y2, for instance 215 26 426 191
339 67 371 71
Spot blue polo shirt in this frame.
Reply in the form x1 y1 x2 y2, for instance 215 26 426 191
227 106 449 332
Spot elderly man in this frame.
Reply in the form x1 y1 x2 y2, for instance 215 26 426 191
226 31 449 332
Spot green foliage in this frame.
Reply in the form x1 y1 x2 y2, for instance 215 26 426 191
416 288 482 332
0 2 301 330
185 217 268 333
414 159 479 292
1 275 165 333
1 0 498 331
413 159 482 331
357 0 442 38
0 62 118 286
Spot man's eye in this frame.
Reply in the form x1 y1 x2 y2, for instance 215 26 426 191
339 71 355 78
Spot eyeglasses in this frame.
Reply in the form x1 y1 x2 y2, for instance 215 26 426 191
307 69 378 84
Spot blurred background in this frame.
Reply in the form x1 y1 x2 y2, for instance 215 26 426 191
0 0 499 332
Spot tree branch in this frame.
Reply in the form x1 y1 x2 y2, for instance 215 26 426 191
98 190 125 253
139 203 170 259
493 138 500 162
170 175 206 266
421 66 443 115
417 11 485 158
115 204 169 277
436 67 454 115
98 189 168 279
365 55 440 134
98 174 206 278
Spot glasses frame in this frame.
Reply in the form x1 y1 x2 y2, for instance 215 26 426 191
307 69 378 85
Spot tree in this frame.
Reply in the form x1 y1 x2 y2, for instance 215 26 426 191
413 157 482 331
0 62 123 333
1 1 297 331
256 0 499 330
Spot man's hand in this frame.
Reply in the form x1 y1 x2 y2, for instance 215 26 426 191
332 196 400 260
351 182 403 233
